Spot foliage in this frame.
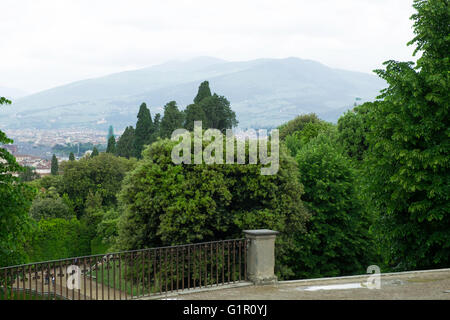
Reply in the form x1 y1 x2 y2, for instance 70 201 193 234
198 94 237 131
96 208 120 252
278 113 322 140
337 102 373 161
116 137 310 279
106 136 116 154
292 132 377 278
115 126 135 159
0 97 36 267
159 101 185 138
365 0 450 270
184 103 207 131
51 153 136 217
284 120 335 157
91 147 99 158
50 154 58 175
18 166 40 182
25 218 90 262
29 195 74 221
134 102 154 158
193 80 212 104
69 152 75 161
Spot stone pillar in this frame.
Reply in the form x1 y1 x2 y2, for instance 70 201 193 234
243 229 279 285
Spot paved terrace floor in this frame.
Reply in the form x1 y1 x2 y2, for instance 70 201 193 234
157 268 450 300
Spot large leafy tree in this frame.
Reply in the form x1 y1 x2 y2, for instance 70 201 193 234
134 102 154 158
159 101 185 138
293 132 377 278
49 153 136 217
366 0 449 270
117 138 310 279
337 102 373 161
0 97 35 267
278 113 322 140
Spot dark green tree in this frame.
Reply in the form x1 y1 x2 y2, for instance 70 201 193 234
107 125 114 141
366 0 450 270
134 103 154 158
51 154 59 175
184 103 207 131
193 80 212 104
292 132 377 278
337 102 373 161
106 136 116 154
18 166 40 182
0 97 35 267
198 94 237 131
69 152 75 161
117 138 310 279
116 126 135 159
55 153 136 217
91 147 99 158
159 101 185 138
278 113 322 140
151 113 161 141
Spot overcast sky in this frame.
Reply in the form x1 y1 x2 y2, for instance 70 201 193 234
1 0 417 94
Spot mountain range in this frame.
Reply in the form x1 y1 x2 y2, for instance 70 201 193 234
0 57 386 130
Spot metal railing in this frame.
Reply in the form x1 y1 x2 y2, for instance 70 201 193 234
0 238 248 300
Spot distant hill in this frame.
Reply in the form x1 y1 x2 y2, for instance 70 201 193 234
0 57 385 130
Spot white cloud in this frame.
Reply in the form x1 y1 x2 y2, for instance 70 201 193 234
0 0 416 93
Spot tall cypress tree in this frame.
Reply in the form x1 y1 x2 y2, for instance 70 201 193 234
106 136 116 154
134 103 154 158
116 126 135 159
107 125 114 141
151 113 161 142
50 154 58 175
160 101 185 139
194 81 212 104
69 152 75 161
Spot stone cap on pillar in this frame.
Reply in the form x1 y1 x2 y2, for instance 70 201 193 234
243 229 279 237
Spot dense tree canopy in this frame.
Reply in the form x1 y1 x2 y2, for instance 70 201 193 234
50 153 136 217
159 101 185 138
0 97 35 267
134 103 154 158
115 126 136 159
198 94 237 131
337 102 373 161
106 135 116 154
117 137 310 278
365 0 449 270
278 113 322 140
292 132 377 278
184 103 207 131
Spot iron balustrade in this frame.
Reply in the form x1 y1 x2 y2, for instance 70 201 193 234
0 238 248 300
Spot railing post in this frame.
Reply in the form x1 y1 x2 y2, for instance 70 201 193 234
243 229 279 285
